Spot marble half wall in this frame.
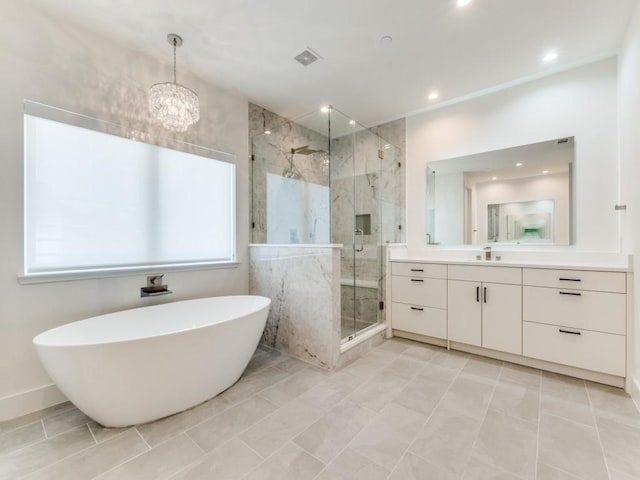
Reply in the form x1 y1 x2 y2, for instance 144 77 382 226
249 244 341 369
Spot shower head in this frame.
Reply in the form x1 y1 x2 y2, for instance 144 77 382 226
292 145 326 155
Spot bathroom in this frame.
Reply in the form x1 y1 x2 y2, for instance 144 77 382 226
1 1 640 479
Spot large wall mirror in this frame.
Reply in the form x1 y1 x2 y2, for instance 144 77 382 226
425 137 574 246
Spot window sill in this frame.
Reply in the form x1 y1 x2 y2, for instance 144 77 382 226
17 261 240 285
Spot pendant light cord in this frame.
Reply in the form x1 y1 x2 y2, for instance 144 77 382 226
173 38 177 84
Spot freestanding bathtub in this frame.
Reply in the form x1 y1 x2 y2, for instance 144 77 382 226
33 295 271 428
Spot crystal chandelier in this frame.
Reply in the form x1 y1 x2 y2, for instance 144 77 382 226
149 34 200 132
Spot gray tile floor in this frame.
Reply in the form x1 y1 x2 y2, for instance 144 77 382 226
1 338 639 479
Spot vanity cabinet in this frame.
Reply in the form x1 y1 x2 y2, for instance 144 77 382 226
391 262 447 339
389 260 629 386
448 265 522 355
522 268 626 376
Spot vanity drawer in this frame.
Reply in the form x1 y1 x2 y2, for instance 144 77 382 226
522 268 626 293
391 276 447 309
391 262 447 279
392 302 447 339
523 286 625 335
523 321 625 377
448 265 521 284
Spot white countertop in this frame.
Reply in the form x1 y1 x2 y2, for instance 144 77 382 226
390 257 632 272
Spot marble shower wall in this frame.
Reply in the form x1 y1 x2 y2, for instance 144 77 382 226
249 104 330 244
249 245 341 369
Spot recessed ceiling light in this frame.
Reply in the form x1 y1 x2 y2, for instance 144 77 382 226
264 130 271 135
491 176 497 181
516 162 523 167
320 106 330 113
542 51 558 63
349 120 356 125
380 35 393 45
542 170 549 174
457 0 472 6
428 91 439 101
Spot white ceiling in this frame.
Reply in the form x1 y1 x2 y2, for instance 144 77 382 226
32 0 636 126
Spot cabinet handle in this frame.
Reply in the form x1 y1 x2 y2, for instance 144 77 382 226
483 287 487 303
559 329 581 335
559 277 581 282
410 279 424 283
476 286 480 303
410 268 424 272
559 291 582 296
410 307 424 311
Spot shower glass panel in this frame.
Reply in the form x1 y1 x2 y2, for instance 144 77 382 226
250 107 401 342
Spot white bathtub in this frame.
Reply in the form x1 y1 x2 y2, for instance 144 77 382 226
33 295 271 428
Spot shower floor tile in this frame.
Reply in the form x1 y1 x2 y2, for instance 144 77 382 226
2 338 638 479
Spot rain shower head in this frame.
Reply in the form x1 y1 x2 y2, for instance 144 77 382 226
292 145 326 155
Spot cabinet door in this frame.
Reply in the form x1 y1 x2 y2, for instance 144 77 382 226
448 280 482 346
482 282 522 355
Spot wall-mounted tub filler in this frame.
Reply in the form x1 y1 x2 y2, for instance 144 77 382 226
141 274 172 297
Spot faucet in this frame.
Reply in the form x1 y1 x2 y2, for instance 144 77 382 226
426 233 432 245
141 274 172 297
483 246 492 261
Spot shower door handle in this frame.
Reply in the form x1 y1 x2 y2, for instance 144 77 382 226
355 229 364 252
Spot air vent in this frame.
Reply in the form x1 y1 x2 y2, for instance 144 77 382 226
294 48 321 66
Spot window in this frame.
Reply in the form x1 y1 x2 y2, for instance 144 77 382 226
24 104 235 276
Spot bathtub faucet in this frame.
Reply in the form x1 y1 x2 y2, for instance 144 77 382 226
141 274 173 297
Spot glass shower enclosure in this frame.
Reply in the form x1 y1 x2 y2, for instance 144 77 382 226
251 107 401 341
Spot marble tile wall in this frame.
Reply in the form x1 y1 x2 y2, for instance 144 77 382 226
249 245 341 370
249 104 330 244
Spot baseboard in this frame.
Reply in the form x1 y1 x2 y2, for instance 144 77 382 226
0 384 68 422
393 330 625 388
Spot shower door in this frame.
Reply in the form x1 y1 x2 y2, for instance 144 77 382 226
331 109 401 341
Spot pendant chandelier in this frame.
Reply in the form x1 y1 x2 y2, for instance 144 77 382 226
149 34 200 132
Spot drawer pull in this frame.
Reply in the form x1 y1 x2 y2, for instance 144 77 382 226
484 287 487 303
559 277 581 282
410 279 424 282
410 268 424 272
476 286 480 303
559 329 582 335
410 307 424 311
559 291 582 296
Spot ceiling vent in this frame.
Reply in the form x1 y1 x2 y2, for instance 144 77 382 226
294 48 322 66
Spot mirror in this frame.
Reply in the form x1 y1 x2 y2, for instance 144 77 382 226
426 137 574 245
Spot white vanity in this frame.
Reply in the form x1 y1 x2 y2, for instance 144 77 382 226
388 257 631 387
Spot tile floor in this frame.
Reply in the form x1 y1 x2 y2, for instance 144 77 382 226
1 338 639 479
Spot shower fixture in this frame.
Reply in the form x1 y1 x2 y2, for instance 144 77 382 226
282 148 302 179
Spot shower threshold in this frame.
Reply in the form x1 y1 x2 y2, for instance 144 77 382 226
340 322 387 352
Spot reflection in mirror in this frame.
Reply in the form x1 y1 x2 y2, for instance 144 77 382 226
426 137 574 245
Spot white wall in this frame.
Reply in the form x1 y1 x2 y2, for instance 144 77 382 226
619 0 640 401
406 58 619 256
433 172 464 244
0 4 249 419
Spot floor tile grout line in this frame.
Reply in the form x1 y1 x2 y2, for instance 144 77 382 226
89 429 159 480
87 423 98 444
386 352 471 478
584 380 613 480
15 424 102 480
0 421 94 460
41 419 47 440
465 361 504 474
19 424 138 480
534 368 542 480
183 430 207 455
134 427 153 451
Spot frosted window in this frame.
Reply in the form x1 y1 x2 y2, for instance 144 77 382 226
24 115 235 274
